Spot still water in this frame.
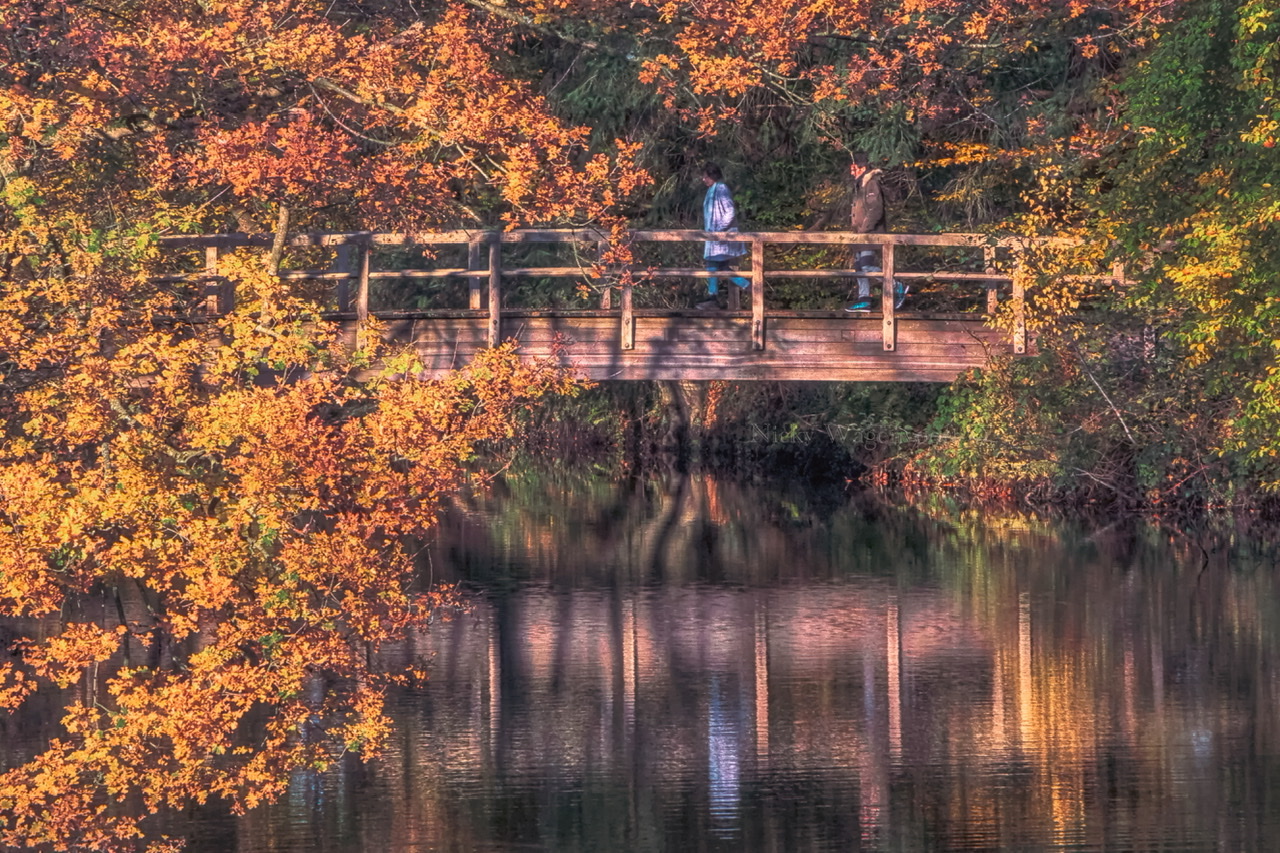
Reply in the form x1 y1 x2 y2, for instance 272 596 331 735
194 470 1280 851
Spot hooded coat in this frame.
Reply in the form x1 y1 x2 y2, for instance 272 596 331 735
850 168 885 233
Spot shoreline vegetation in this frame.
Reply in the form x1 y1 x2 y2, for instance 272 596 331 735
518 377 1280 515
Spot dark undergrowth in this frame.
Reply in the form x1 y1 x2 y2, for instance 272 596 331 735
505 372 1280 518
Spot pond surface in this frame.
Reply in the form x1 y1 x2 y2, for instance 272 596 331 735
187 470 1280 851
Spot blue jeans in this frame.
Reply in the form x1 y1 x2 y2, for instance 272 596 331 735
706 259 751 295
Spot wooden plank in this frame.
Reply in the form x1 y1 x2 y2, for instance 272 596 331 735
758 340 993 358
495 229 607 243
627 267 1008 281
488 239 501 348
635 326 755 344
366 269 472 279
891 271 1008 281
499 325 620 344
762 269 1008 280
158 229 1053 251
281 271 360 280
757 326 1001 344
751 237 765 351
372 231 484 246
628 269 739 278
498 266 598 276
627 230 1001 247
559 351 994 367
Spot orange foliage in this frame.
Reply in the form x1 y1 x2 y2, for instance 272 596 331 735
0 2 623 845
0 343 579 850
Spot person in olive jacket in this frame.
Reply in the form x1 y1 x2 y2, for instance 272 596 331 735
845 151 905 311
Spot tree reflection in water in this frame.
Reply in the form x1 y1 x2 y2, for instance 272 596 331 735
87 472 1280 847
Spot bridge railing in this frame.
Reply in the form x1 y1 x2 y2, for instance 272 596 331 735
157 229 1104 354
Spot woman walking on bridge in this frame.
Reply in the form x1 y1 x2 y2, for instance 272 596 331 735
697 163 750 310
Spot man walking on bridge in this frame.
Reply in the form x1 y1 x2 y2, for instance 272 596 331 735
845 152 906 312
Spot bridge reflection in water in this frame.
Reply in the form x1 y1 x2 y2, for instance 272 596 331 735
214 471 1280 852
157 229 1119 381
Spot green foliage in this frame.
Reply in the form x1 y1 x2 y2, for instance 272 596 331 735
1098 0 1280 490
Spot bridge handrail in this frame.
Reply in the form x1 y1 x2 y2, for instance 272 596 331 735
157 228 1071 249
157 229 1109 354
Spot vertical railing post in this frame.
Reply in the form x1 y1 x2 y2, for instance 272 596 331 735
1012 254 1026 355
621 275 634 350
598 236 612 309
751 236 765 350
984 245 999 315
356 236 371 337
728 268 741 312
488 233 502 348
334 244 353 313
468 237 483 310
881 238 896 351
203 246 220 314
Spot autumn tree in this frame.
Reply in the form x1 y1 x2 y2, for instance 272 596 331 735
0 1 644 848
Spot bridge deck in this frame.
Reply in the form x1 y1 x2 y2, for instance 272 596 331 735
343 309 1010 382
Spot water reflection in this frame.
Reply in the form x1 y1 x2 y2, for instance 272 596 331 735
195 471 1280 851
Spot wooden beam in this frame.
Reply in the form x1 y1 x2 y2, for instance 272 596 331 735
204 246 220 315
751 269 1009 281
984 245 998 315
627 230 999 247
356 241 371 331
468 238 483 310
882 243 896 352
159 229 1063 251
751 237 765 351
1012 262 1026 355
597 235 612 309
365 269 472 279
621 277 634 350
280 271 361 281
488 238 502 347
278 266 1011 283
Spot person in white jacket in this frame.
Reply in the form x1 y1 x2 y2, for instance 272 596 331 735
697 163 750 310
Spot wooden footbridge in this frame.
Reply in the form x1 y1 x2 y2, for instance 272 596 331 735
159 228 1103 382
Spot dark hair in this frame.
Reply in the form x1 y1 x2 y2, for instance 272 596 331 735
702 162 724 182
851 151 870 168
